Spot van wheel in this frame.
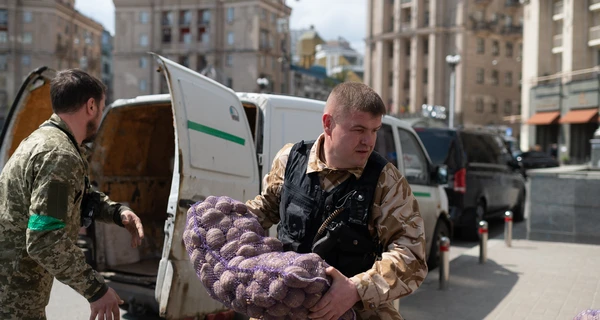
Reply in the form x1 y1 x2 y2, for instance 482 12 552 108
427 219 451 270
461 200 486 241
512 190 525 222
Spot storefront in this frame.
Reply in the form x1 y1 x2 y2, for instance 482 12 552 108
560 108 598 164
526 83 561 153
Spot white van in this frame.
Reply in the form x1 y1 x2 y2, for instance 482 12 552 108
0 54 450 319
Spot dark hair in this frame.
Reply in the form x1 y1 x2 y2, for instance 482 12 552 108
327 82 386 118
50 69 106 114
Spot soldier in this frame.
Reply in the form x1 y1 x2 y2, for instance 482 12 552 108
246 82 427 320
0 69 144 320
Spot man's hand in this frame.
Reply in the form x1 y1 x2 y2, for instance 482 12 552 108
120 210 144 248
309 266 360 320
89 287 123 320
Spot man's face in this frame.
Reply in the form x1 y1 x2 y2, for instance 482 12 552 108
83 95 105 143
326 109 382 169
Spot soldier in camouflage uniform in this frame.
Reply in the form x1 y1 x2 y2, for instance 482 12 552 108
246 82 427 320
0 69 145 320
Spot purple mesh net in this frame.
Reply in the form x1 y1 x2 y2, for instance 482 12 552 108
183 195 356 320
574 310 600 320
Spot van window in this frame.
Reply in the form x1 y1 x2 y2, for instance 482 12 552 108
461 132 496 164
415 129 457 166
375 124 397 166
398 129 429 185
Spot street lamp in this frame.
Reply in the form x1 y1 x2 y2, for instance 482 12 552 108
446 54 461 129
257 77 270 93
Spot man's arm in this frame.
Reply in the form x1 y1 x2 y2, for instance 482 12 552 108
26 150 108 301
245 143 293 229
350 166 428 310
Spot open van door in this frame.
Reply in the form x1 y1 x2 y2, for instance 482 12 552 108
150 54 260 318
0 67 56 168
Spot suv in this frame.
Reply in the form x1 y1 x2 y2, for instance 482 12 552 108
414 128 526 240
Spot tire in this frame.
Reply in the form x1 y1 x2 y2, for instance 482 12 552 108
512 190 525 222
427 219 451 270
461 200 486 241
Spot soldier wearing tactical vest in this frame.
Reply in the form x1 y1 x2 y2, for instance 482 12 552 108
0 69 144 320
246 82 427 320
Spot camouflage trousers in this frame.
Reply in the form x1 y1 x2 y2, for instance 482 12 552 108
0 270 53 320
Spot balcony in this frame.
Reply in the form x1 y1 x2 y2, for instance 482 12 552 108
501 25 523 35
471 20 493 34
474 0 492 6
553 1 564 20
552 34 563 53
588 25 600 46
590 0 600 11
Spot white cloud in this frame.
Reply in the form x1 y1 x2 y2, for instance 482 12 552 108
74 0 367 53
75 0 115 34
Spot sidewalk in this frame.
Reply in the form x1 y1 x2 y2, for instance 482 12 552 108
399 233 600 320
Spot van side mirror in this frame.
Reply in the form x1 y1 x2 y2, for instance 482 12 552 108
433 165 448 185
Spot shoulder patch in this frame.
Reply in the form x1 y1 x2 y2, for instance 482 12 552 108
47 181 70 221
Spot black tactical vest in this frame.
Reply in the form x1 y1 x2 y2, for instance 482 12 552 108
277 140 388 277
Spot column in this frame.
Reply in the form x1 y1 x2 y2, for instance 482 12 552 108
409 35 424 113
392 38 406 114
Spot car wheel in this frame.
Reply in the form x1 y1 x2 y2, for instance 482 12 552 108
512 190 525 222
461 200 485 241
427 219 451 270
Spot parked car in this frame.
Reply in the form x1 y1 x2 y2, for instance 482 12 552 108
0 57 450 319
516 151 560 169
414 127 527 240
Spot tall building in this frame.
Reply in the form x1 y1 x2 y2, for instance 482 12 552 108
113 0 292 99
0 0 103 119
101 30 114 104
296 26 324 69
365 0 523 135
290 28 310 64
522 0 600 164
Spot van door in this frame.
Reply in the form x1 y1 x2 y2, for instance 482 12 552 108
0 67 56 167
151 54 260 318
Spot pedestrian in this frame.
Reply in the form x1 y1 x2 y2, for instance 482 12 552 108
245 82 427 320
0 69 145 320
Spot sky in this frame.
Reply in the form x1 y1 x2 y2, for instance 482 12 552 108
74 0 367 54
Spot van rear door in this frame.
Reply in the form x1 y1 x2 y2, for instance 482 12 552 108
150 54 260 318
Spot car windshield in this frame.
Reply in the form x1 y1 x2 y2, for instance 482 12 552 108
415 129 455 165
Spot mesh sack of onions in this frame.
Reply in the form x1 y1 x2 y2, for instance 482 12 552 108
183 195 356 320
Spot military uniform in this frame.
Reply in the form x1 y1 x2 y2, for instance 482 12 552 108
0 114 131 320
246 134 428 320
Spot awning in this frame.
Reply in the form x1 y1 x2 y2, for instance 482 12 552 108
526 111 560 125
558 108 599 124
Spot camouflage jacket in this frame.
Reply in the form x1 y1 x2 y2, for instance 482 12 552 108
246 134 428 319
0 114 131 315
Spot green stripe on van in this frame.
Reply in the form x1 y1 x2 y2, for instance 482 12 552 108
187 121 245 146
413 192 431 198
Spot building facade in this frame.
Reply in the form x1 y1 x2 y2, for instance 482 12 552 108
0 0 103 119
365 0 523 136
289 64 337 101
522 0 600 164
315 37 364 82
101 30 114 104
113 0 292 99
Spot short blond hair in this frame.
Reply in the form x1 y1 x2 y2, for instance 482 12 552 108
326 82 386 119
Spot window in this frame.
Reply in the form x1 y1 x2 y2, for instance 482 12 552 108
0 31 7 43
162 11 173 25
227 7 234 23
180 10 192 25
140 79 148 92
139 57 148 68
374 124 398 166
0 54 7 71
505 72 513 86
199 26 209 43
226 77 233 88
21 55 31 66
261 56 266 68
22 32 32 44
404 69 410 89
491 70 499 85
226 54 233 67
180 28 192 43
398 129 429 185
261 8 267 20
406 41 411 56
199 9 211 24
476 98 484 113
423 39 428 55
198 55 207 71
491 101 498 114
477 38 485 54
504 100 512 115
388 71 393 85
162 28 172 43
506 42 513 57
227 31 234 45
140 34 149 47
423 68 428 84
460 133 499 164
0 10 6 27
492 40 499 56
23 11 32 23
476 68 484 84
139 11 149 24
271 13 277 25
179 56 190 68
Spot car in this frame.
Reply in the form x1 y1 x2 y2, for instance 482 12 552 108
516 151 560 170
414 127 527 240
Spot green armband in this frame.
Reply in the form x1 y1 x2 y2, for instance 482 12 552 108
28 214 66 231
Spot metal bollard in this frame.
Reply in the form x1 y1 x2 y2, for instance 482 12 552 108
439 236 450 290
479 220 488 264
504 211 513 247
